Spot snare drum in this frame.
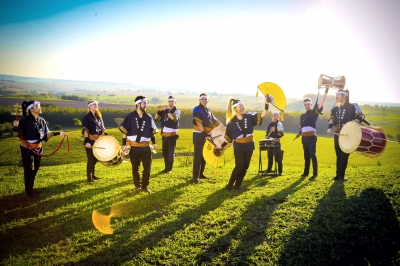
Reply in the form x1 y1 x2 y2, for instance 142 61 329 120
92 136 125 168
339 121 387 158
259 139 275 150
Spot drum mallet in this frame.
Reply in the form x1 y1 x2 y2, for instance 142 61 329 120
332 133 348 136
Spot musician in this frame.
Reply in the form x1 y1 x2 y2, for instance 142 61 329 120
297 88 329 179
155 96 181 174
12 101 67 197
265 111 284 175
217 97 269 191
327 89 365 181
192 93 221 184
120 96 158 192
82 100 108 182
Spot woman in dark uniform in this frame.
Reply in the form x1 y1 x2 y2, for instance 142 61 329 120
217 96 269 191
82 100 108 182
12 100 67 197
327 89 365 181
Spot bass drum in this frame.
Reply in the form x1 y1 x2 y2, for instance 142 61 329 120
339 121 387 158
92 136 124 168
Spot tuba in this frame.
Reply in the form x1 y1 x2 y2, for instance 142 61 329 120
318 74 346 90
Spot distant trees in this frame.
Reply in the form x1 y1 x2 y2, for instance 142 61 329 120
0 122 13 136
114 118 124 127
61 95 89 102
73 118 82 127
150 97 161 104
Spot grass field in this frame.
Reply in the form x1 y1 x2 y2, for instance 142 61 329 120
0 129 399 265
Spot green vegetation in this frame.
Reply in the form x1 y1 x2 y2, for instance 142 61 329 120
2 101 400 138
0 129 399 265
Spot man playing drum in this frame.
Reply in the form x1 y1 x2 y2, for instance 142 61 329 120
155 96 181 174
82 100 108 182
297 87 329 179
327 89 365 181
120 96 158 193
192 93 221 184
265 111 284 176
216 96 269 191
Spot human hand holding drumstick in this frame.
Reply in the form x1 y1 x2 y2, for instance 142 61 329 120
327 128 347 136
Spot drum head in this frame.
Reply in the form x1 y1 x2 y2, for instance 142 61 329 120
92 136 120 161
210 124 226 147
339 121 362 153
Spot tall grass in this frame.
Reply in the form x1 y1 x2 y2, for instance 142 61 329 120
0 129 399 265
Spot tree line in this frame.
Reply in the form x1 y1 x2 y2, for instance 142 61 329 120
0 105 331 135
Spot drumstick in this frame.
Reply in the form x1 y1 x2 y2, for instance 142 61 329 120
90 147 106 149
332 133 348 136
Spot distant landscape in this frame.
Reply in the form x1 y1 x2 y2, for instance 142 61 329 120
1 74 400 109
1 74 400 139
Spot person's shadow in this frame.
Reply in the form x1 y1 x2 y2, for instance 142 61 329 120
279 182 400 265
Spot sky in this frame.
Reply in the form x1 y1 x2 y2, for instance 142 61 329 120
0 0 399 103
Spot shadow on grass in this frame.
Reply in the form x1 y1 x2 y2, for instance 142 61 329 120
279 182 400 265
0 179 134 261
195 175 308 264
73 187 241 265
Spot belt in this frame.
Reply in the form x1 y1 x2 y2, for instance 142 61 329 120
235 135 254 143
301 131 316 137
127 139 150 147
21 142 42 149
89 135 101 140
193 125 212 133
161 132 177 137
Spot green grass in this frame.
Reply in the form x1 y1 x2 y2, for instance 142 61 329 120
0 129 399 265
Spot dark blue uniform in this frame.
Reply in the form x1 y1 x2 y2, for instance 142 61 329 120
155 107 180 172
224 112 262 190
192 104 220 181
82 112 106 181
330 102 364 179
14 114 59 196
120 111 157 189
265 120 284 175
299 104 323 177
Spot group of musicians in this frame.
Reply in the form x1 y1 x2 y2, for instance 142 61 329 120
12 86 365 196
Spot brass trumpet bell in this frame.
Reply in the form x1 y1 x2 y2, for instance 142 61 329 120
318 74 346 89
